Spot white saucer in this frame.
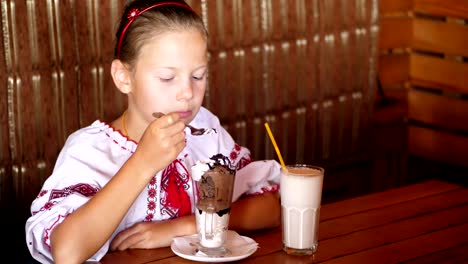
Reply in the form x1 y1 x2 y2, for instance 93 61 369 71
171 230 258 262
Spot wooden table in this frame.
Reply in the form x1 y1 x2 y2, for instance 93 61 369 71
100 180 468 263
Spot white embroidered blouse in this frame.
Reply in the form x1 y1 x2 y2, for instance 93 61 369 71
25 107 281 263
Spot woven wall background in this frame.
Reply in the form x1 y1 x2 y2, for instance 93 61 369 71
0 0 378 259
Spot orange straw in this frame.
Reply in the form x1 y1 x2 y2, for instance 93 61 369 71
264 122 288 173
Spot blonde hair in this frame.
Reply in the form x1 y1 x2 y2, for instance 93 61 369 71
114 0 208 66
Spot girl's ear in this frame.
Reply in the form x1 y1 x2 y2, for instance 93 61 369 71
111 59 132 94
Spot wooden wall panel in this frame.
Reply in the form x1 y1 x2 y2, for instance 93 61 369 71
379 54 410 86
217 0 378 164
75 1 126 126
409 126 468 167
0 0 13 234
379 0 412 14
413 18 468 57
414 0 468 19
377 0 468 169
0 1 127 260
409 89 468 132
410 54 468 94
379 17 412 50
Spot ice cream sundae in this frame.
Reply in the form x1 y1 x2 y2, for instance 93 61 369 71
191 154 236 252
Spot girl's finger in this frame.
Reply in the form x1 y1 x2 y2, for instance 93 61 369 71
110 228 137 250
157 112 181 128
116 232 145 251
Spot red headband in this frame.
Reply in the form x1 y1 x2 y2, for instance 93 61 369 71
116 2 193 57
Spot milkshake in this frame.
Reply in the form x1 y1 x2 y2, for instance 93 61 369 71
191 154 236 255
280 165 324 255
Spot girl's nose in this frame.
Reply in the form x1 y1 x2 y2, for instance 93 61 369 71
176 79 194 100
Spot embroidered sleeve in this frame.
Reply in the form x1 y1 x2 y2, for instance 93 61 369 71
26 183 108 263
24 126 127 263
214 124 281 201
232 160 281 201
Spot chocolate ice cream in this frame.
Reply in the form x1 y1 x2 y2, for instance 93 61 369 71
193 154 236 215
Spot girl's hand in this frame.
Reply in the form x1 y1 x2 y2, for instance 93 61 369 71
133 112 186 175
109 221 171 250
109 215 196 250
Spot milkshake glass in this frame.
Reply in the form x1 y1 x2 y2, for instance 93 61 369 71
191 154 236 256
281 164 324 255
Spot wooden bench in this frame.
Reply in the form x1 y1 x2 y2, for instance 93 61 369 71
379 0 468 167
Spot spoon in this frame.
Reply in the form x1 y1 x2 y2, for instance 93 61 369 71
152 112 216 136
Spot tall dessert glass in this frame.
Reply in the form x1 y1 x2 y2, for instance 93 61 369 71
191 154 236 256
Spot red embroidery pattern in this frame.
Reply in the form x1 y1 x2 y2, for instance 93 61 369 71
43 214 69 250
104 129 136 153
33 184 100 215
145 176 158 222
43 201 54 210
32 201 58 215
49 183 100 200
250 184 280 195
229 144 252 170
37 190 48 198
230 151 238 160
234 144 241 151
159 160 191 218
229 144 241 164
145 213 154 221
238 154 252 170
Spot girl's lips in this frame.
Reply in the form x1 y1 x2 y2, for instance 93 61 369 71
177 111 192 119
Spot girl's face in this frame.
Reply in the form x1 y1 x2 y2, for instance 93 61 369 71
128 29 208 124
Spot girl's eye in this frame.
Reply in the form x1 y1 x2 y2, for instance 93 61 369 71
192 74 206 81
159 77 174 82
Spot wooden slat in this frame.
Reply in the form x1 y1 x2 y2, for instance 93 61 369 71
410 53 468 94
379 17 413 50
414 0 468 20
321 180 461 220
312 204 468 262
322 223 468 264
409 126 468 167
378 54 410 86
409 89 468 132
242 204 468 263
401 243 468 264
320 188 468 240
413 18 468 57
379 0 413 14
102 247 173 264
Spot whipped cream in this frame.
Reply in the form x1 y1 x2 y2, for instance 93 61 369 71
191 160 214 181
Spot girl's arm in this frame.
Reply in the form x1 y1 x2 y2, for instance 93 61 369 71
50 114 186 264
230 191 281 232
50 153 158 263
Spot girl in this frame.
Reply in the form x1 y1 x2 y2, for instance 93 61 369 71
25 0 281 263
